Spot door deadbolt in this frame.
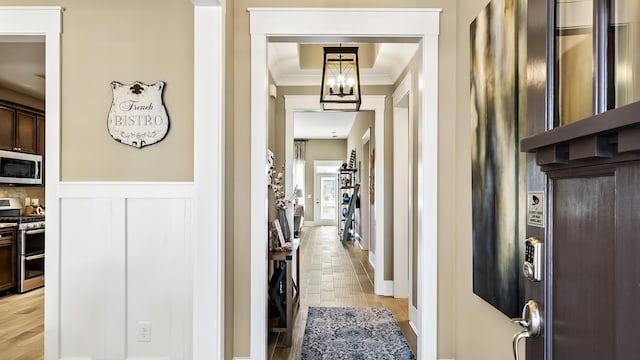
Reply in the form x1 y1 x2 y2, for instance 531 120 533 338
524 237 544 282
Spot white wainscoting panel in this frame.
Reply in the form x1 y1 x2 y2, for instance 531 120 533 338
59 195 192 359
126 198 192 359
60 198 116 358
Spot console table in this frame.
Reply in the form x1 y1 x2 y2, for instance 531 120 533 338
268 238 300 346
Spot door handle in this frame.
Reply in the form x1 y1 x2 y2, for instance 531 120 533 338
511 330 530 360
25 253 45 261
511 300 542 360
25 229 45 235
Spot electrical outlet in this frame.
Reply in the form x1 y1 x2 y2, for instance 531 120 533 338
138 321 152 342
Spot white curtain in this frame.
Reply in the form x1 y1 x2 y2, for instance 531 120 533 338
293 141 306 206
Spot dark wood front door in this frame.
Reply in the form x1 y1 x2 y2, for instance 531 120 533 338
520 103 640 360
546 164 640 359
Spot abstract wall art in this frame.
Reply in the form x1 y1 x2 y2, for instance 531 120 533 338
470 0 525 318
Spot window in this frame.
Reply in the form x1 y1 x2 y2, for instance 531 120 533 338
609 0 640 108
555 0 594 126
551 0 640 127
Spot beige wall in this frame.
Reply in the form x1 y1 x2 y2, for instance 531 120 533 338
0 0 195 182
455 0 524 359
345 111 374 180
379 87 396 281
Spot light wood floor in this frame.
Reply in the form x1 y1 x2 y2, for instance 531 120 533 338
0 287 44 360
268 226 417 359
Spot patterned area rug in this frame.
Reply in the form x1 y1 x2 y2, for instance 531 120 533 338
301 307 415 359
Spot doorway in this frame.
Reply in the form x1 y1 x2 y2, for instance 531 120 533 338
250 8 440 360
392 72 415 329
285 95 389 294
313 161 341 226
0 7 61 360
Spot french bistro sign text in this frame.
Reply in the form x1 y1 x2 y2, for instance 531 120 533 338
108 81 169 148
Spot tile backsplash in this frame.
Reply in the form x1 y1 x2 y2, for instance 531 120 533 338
0 185 45 207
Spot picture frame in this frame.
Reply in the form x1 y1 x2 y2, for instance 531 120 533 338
273 219 286 248
470 0 524 318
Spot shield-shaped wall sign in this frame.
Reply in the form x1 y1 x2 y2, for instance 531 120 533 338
107 81 169 149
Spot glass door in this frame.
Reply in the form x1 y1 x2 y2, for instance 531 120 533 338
315 173 338 226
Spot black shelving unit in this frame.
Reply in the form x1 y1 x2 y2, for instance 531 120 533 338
338 168 358 245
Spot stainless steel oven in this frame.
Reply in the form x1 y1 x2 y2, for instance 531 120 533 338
17 221 45 293
0 197 45 293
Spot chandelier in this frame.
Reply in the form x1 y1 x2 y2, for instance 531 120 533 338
320 46 361 111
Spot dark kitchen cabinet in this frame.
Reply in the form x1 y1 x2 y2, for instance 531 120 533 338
15 111 37 154
0 106 15 151
37 115 45 155
0 101 44 155
0 228 16 293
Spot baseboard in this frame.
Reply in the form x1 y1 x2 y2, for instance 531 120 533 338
303 220 316 226
408 319 418 335
355 235 364 249
382 280 394 296
409 305 418 336
376 280 394 296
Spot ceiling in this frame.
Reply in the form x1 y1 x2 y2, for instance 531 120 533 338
0 36 45 100
268 42 418 87
270 42 418 139
293 111 359 139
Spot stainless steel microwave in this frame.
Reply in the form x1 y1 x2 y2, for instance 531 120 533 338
0 150 42 185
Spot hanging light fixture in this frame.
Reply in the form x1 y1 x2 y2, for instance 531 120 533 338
320 45 361 111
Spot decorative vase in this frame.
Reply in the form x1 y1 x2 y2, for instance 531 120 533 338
277 208 291 242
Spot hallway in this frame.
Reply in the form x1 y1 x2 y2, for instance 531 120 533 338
268 226 417 359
